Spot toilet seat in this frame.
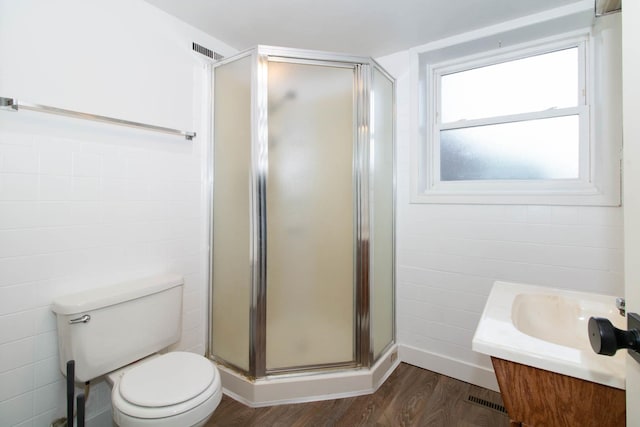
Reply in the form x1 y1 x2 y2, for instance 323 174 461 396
120 352 214 408
111 352 222 424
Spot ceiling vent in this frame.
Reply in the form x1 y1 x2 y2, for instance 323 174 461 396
192 42 224 61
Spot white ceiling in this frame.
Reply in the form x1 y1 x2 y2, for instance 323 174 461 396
145 0 587 58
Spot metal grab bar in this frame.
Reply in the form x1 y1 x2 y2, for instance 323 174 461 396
0 96 196 140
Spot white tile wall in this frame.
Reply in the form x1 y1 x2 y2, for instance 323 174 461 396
377 50 625 388
0 115 211 424
0 1 236 424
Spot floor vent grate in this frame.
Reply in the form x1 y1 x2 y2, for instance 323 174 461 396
467 395 508 414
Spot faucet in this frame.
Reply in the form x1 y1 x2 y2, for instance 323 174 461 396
616 297 626 317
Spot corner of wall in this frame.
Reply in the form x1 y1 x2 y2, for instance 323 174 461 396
398 344 500 392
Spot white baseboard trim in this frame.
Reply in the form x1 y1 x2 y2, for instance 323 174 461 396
398 344 500 392
218 345 401 407
217 344 500 408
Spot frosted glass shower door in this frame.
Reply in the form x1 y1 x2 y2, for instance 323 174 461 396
371 68 394 359
211 55 252 371
266 61 355 370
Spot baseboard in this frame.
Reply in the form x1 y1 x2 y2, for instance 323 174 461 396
218 344 499 407
398 344 500 392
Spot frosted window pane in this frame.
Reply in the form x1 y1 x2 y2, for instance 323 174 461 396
440 116 579 181
441 48 578 122
371 69 394 360
211 56 252 371
266 61 355 369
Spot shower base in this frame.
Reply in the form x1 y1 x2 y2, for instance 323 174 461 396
216 345 399 407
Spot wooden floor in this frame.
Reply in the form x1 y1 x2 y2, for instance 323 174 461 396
206 363 509 427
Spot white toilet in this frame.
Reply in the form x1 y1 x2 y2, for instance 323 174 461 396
52 274 222 427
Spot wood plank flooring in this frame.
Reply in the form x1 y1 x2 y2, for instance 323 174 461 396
206 363 509 427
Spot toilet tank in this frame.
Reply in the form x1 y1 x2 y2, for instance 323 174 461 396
52 274 184 382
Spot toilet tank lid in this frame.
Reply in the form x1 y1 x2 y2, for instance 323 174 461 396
51 274 184 315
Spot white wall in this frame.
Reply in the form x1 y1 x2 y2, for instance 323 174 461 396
0 1 234 425
377 18 624 390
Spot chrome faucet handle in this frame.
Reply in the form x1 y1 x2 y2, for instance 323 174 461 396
616 297 626 317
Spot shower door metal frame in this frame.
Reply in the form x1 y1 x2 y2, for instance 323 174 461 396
208 45 396 379
250 51 269 378
354 62 372 368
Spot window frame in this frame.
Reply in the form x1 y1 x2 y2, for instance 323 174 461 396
411 23 622 206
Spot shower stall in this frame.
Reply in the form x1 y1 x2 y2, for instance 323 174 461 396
209 46 395 392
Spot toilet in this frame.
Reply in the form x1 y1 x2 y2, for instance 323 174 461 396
52 274 222 427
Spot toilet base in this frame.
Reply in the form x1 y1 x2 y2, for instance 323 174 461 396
112 388 222 427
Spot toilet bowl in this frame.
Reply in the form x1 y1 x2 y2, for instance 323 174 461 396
51 274 223 427
109 352 222 427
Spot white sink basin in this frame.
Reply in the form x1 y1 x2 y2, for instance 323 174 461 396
472 281 626 389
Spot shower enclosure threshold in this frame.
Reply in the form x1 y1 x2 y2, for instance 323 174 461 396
215 345 400 407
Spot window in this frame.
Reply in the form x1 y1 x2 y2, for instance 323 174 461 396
438 46 583 182
412 17 622 206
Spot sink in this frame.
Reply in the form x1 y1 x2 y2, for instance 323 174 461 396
472 281 625 389
512 293 622 351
